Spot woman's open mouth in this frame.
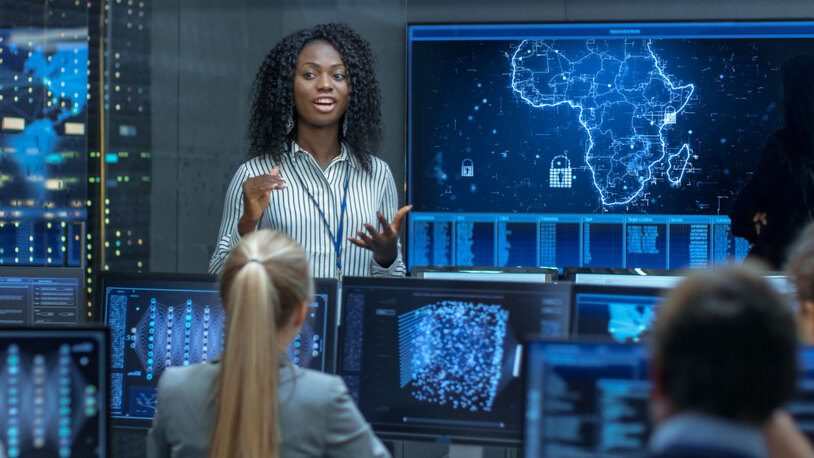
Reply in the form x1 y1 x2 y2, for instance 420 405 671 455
313 97 337 113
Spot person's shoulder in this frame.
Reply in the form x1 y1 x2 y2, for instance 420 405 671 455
157 363 219 395
360 156 395 182
366 155 390 171
241 154 284 173
292 367 345 391
283 367 348 406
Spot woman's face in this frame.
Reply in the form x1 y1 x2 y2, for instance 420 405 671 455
293 41 350 130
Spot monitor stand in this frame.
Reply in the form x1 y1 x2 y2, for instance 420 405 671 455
449 445 484 458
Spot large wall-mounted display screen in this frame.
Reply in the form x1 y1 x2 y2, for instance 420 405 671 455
407 22 814 270
0 14 90 267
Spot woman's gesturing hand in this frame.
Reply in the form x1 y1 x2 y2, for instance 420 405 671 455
239 166 285 236
349 205 412 267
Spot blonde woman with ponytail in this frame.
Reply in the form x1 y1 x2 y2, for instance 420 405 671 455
148 230 390 458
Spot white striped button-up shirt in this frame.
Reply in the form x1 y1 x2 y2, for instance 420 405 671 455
209 142 406 278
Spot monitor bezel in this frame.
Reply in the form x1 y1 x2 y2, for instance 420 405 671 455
97 271 219 323
411 265 557 282
0 326 110 457
562 266 681 282
337 276 574 446
0 265 88 325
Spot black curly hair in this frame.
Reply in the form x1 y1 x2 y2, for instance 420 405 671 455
248 23 382 172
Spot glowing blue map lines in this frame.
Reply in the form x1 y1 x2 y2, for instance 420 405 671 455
511 39 695 206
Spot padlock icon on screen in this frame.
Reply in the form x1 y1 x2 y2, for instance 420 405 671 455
461 158 474 177
549 155 572 188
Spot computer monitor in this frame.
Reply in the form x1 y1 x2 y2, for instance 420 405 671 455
0 266 86 325
411 266 557 282
408 21 814 270
0 327 109 458
563 267 678 282
524 340 651 458
787 347 814 444
571 285 666 343
337 277 572 445
764 274 796 297
574 273 682 288
101 272 337 427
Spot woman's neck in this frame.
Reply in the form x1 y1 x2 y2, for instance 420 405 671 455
296 123 341 170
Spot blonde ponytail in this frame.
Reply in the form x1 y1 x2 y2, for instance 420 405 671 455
209 231 312 458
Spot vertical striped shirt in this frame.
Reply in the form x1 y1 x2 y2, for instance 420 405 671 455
209 142 406 278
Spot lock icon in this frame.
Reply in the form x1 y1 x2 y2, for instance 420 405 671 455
549 155 572 188
461 158 474 177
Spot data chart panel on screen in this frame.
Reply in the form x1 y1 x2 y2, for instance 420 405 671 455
102 273 337 426
407 22 814 269
337 277 572 444
0 267 85 325
0 328 108 458
524 340 651 458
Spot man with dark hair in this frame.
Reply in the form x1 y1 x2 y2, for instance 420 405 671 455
649 268 799 458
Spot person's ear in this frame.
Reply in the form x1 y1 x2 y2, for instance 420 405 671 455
292 300 309 328
651 356 664 401
802 300 814 316
649 355 672 424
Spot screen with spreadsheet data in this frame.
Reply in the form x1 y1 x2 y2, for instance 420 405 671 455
524 340 651 458
407 21 814 270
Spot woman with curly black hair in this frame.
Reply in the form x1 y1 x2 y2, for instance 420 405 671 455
209 23 410 278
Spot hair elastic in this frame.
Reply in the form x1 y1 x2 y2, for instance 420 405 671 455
245 258 263 265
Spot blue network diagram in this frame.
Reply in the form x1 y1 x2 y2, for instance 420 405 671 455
511 39 693 206
132 297 227 381
0 339 103 458
398 301 518 412
288 294 329 368
107 285 329 423
409 24 814 214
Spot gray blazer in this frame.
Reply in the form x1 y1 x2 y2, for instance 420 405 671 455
147 359 391 458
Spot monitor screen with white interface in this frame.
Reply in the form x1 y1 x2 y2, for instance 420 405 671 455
0 327 109 458
524 340 651 458
337 277 572 444
408 21 814 270
0 267 85 325
571 284 666 343
412 266 557 282
102 273 337 427
574 273 682 288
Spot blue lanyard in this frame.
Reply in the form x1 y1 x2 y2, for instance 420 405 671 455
288 148 351 278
